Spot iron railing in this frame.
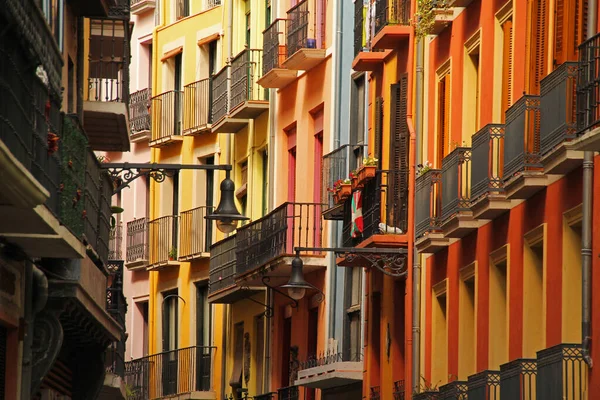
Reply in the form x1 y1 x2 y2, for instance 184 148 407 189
299 350 362 371
470 124 505 202
374 0 411 35
98 171 113 264
500 358 537 400
208 235 237 295
211 65 229 123
109 222 123 260
370 386 381 400
179 206 213 258
540 62 578 156
278 386 299 400
183 78 212 133
130 88 152 133
536 343 588 400
413 392 439 400
467 370 500 400
105 339 125 377
152 90 183 141
393 380 405 400
354 0 366 56
263 19 287 76
576 32 600 134
286 0 324 57
124 346 215 399
84 152 113 265
321 144 367 219
441 147 471 222
126 218 149 265
106 260 127 327
439 381 468 400
87 18 129 104
148 215 178 266
236 202 323 276
254 393 276 400
231 49 265 111
342 169 408 247
415 169 442 238
60 115 87 237
503 95 542 181
206 0 221 8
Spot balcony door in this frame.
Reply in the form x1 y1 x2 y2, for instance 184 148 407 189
195 283 211 391
174 53 183 134
281 316 292 386
162 291 179 395
388 76 409 233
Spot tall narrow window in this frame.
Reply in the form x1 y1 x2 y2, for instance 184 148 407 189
374 97 384 166
237 161 248 223
231 322 244 396
436 70 451 168
554 0 588 65
306 308 319 400
463 33 481 136
458 264 476 380
196 284 211 391
345 267 362 361
281 317 292 386
563 207 582 342
174 53 183 134
137 301 150 356
265 0 272 29
148 44 153 90
528 0 548 94
209 40 218 76
172 173 179 251
162 290 179 395
205 156 214 250
389 75 409 232
286 126 297 202
351 75 366 168
431 280 448 387
371 292 381 386
255 315 265 394
313 109 324 205
501 16 513 121
245 0 251 47
489 246 508 369
261 150 268 216
523 225 546 358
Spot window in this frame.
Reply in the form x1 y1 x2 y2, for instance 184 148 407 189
265 0 272 29
67 57 74 113
554 0 588 65
209 40 218 76
523 225 546 358
203 156 215 250
527 0 548 94
255 315 265 393
431 280 448 386
177 0 190 19
162 291 179 351
281 317 292 386
350 74 366 167
136 301 150 356
261 150 268 216
40 0 63 51
344 267 362 361
563 206 582 342
286 127 297 202
196 283 211 391
463 33 481 137
245 0 251 47
458 263 476 380
501 16 513 121
174 53 183 134
436 63 451 168
231 322 244 396
236 161 248 222
489 245 508 369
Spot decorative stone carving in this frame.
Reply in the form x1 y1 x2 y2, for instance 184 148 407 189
30 313 63 396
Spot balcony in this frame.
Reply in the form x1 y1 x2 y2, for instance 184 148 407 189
352 0 391 72
499 358 536 399
415 169 449 253
236 202 325 284
84 18 130 152
469 124 512 219
106 260 127 327
109 222 123 260
129 88 152 142
503 94 548 199
540 62 582 174
393 380 405 400
440 147 478 238
572 32 600 151
183 78 212 135
150 90 184 147
148 215 179 270
131 0 156 15
466 370 500 400
369 386 381 400
211 49 268 134
179 206 213 261
125 218 149 270
258 19 298 88
278 386 300 400
439 381 468 400
414 392 439 400
124 346 215 400
282 0 326 71
430 2 464 35
370 0 411 50
321 144 366 220
536 343 588 399
340 170 408 255
296 349 362 389
101 339 127 400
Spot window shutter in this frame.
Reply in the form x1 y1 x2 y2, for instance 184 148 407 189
437 76 449 167
501 19 513 120
530 0 548 93
389 74 409 232
554 0 565 64
575 0 588 55
374 96 383 166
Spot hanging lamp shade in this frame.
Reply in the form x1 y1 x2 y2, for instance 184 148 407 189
205 177 249 233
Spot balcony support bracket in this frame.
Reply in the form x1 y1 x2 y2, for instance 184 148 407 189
261 276 299 315
241 293 275 318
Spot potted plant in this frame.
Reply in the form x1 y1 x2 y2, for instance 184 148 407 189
329 179 352 204
416 161 433 177
357 156 378 185
168 246 177 261
350 169 362 190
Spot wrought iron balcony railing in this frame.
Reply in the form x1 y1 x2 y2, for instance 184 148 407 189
321 144 366 219
370 386 381 400
536 343 588 400
179 206 213 259
254 393 276 400
86 18 129 104
129 88 152 133
211 65 229 123
278 386 299 400
152 90 184 141
148 215 178 267
415 169 442 238
503 95 542 181
126 218 149 265
263 19 288 75
413 392 439 400
374 0 411 35
236 202 323 276
441 147 471 223
209 235 237 295
393 380 405 400
109 222 123 260
470 124 505 202
439 381 468 400
231 49 266 111
577 32 600 134
183 78 212 133
105 339 126 378
124 346 215 399
467 370 500 400
106 260 127 327
354 0 366 57
298 350 362 371
540 62 578 156
342 169 408 247
499 358 536 400
286 0 325 57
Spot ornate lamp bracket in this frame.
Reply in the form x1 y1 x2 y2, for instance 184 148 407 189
262 276 300 310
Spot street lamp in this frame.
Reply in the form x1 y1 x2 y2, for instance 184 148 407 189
280 254 317 301
205 172 249 233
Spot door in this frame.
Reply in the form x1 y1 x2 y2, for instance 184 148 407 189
174 53 183 134
205 156 214 251
162 291 179 395
306 309 319 400
281 316 292 386
195 284 211 391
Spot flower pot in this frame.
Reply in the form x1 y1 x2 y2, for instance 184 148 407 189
357 165 376 185
351 175 362 190
338 184 352 200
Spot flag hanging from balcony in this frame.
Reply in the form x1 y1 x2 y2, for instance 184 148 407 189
351 190 363 238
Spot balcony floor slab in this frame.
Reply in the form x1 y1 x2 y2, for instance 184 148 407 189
570 125 600 152
541 142 584 175
146 260 180 271
130 129 152 143
125 259 149 271
131 0 156 15
282 48 327 71
257 68 298 88
322 204 344 221
431 7 464 35
352 50 392 72
208 286 264 304
237 255 327 286
83 101 130 152
178 252 210 262
504 172 548 200
470 194 512 220
183 125 212 136
295 361 363 389
415 232 449 254
371 25 411 50
441 212 479 238
149 135 184 148
230 101 269 120
211 117 250 134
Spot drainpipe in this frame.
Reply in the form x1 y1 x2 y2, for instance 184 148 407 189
582 0 597 368
412 35 424 394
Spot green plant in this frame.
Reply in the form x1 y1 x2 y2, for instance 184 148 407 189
169 246 177 260
362 155 379 166
416 161 433 177
414 0 451 40
420 375 440 391
125 383 138 399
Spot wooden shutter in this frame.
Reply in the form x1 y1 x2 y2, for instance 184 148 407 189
374 96 383 166
529 0 548 93
555 0 588 65
437 75 449 168
501 18 513 121
389 74 409 232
